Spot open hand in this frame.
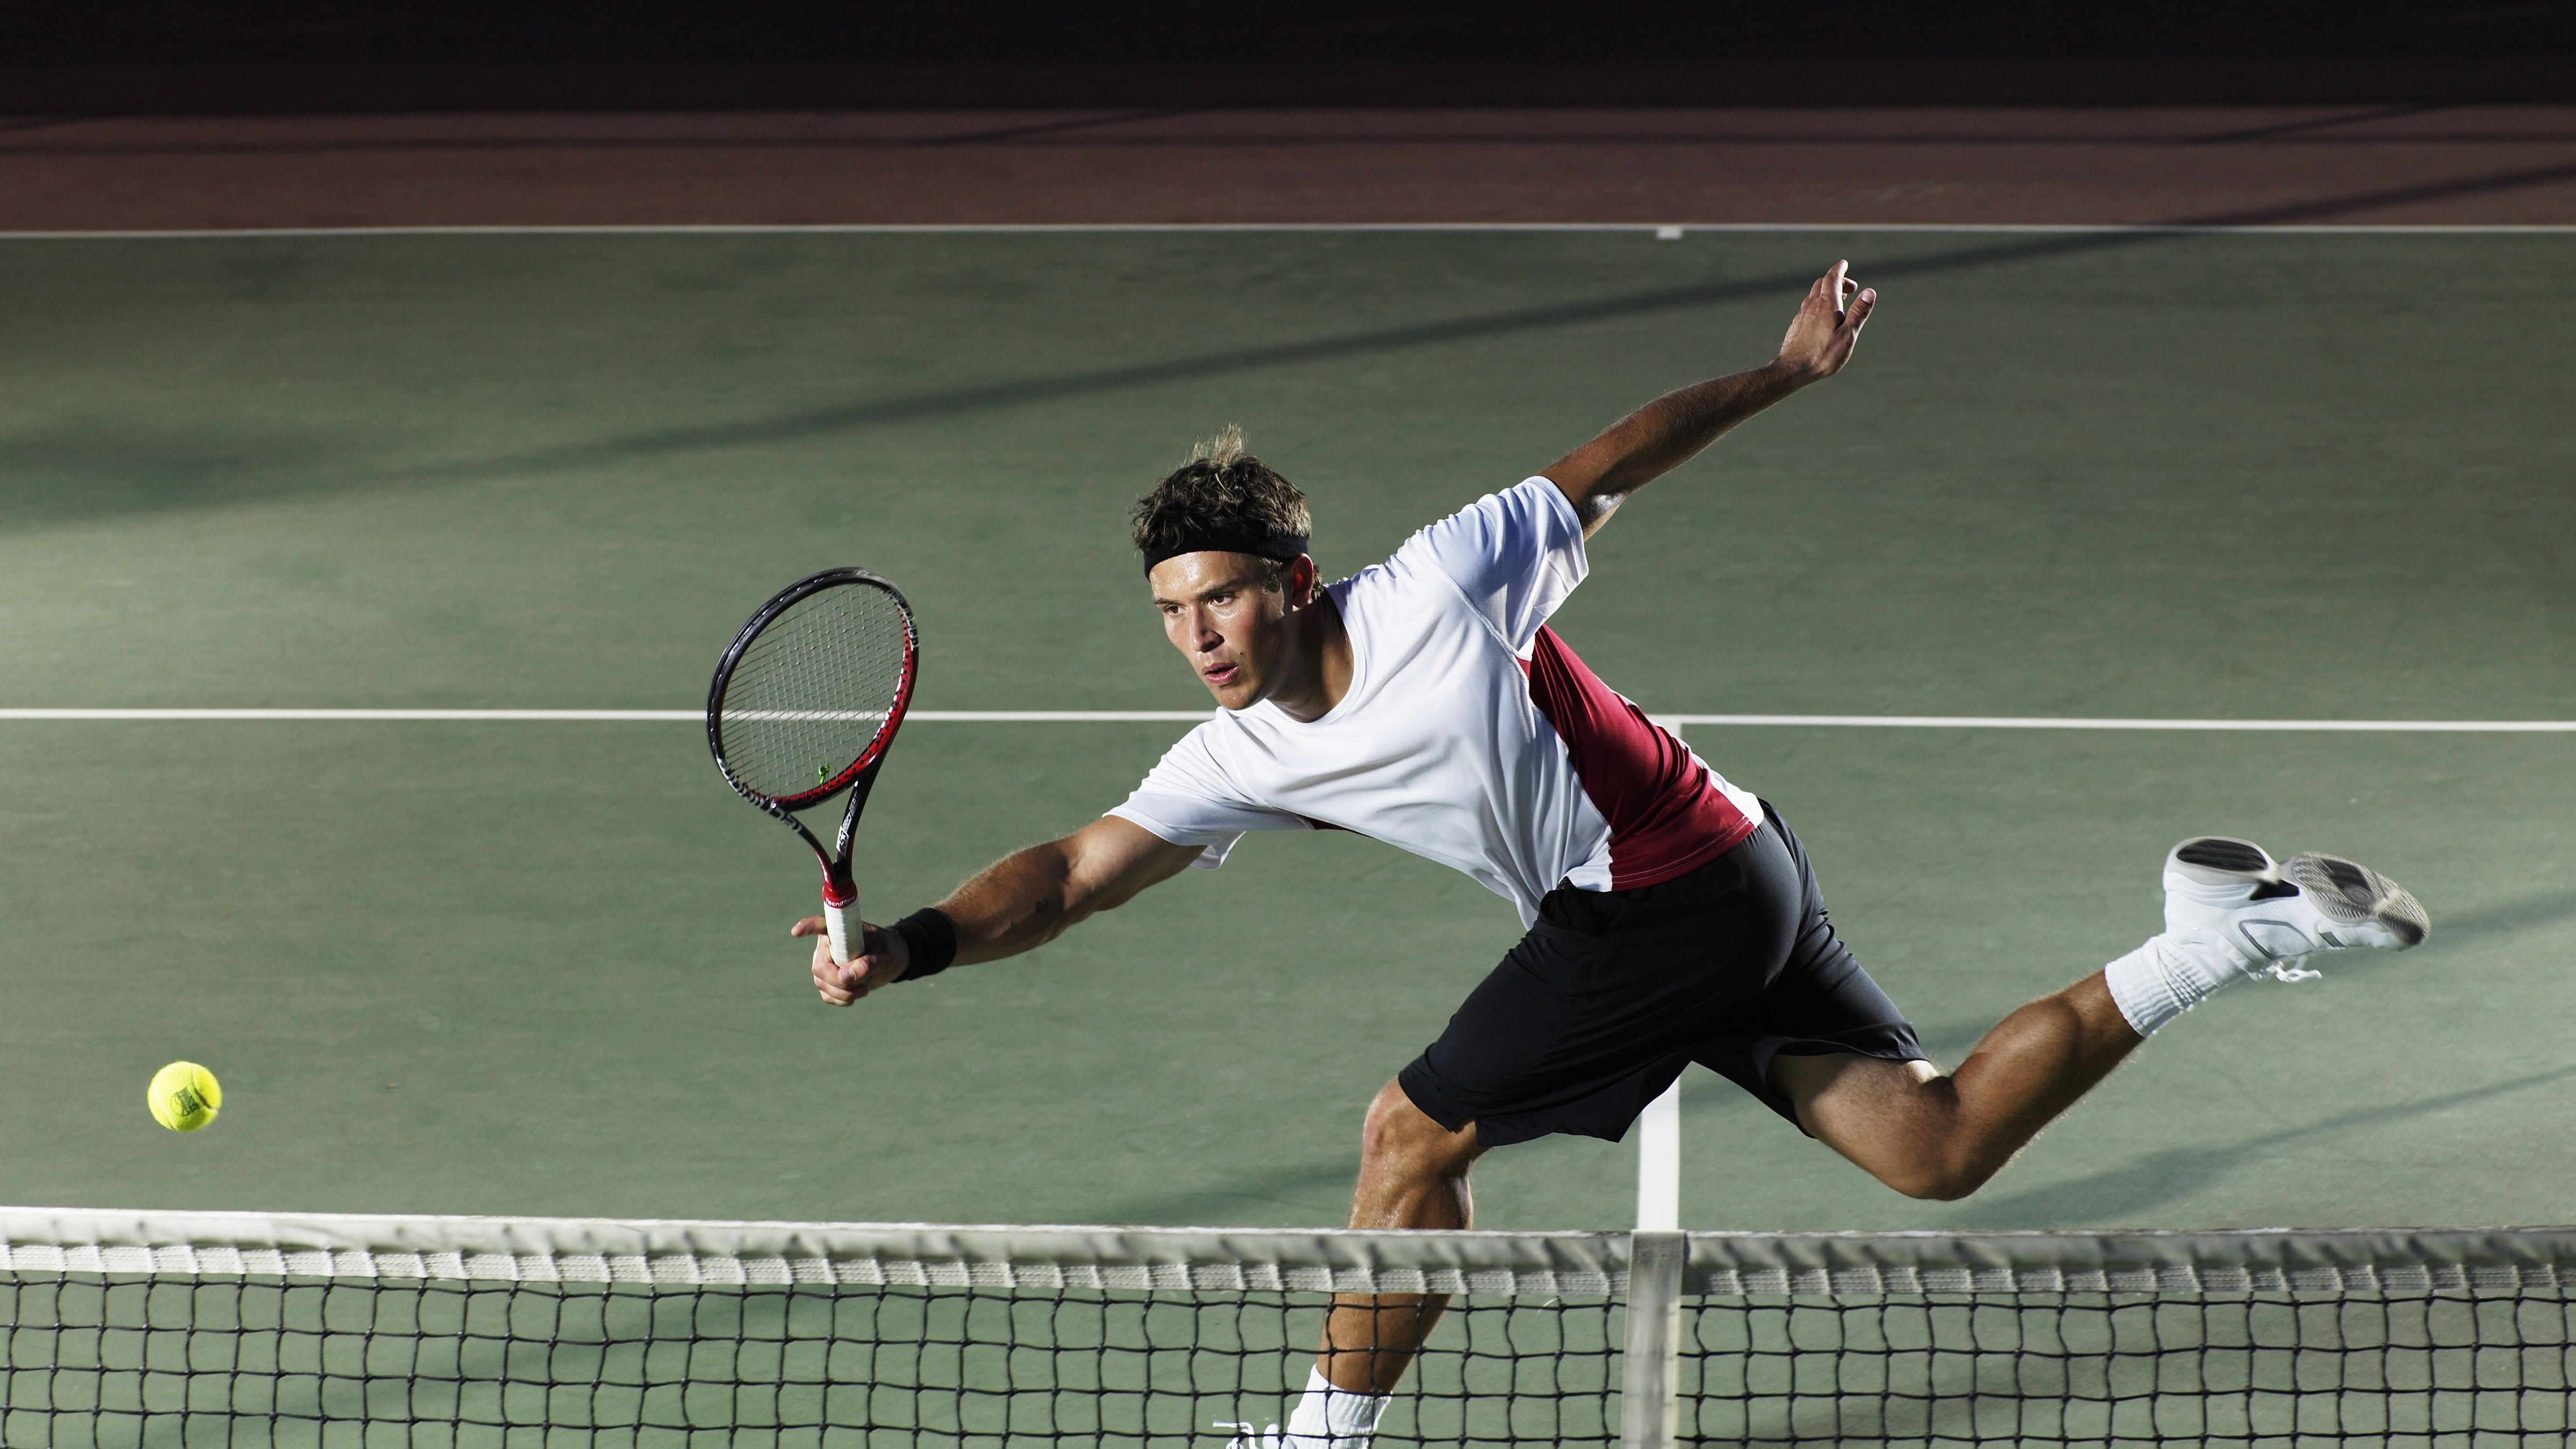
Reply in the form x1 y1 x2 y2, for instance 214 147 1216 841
1776 260 1876 383
794 915 912 1005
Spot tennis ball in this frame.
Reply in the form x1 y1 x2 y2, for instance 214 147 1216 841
147 1061 222 1132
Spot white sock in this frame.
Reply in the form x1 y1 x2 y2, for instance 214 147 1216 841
2103 931 2246 1036
1282 1366 1390 1449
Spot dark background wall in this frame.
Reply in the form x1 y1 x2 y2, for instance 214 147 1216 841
19 0 2576 63
11 1 2574 110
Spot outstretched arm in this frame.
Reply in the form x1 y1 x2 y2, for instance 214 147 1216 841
797 815 1203 1005
1543 260 1875 537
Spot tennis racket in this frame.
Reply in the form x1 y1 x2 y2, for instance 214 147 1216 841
707 568 919 968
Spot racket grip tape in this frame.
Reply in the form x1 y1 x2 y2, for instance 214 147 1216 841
822 887 863 969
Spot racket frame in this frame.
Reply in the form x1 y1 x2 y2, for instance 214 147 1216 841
706 567 919 968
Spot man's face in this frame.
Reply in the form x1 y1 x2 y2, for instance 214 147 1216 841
1148 552 1308 711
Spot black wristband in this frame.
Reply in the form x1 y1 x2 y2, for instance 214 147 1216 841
889 908 959 981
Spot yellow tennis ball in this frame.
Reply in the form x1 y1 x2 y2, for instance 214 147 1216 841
147 1062 222 1132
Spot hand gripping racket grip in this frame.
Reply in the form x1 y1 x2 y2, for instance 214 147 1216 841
822 883 862 969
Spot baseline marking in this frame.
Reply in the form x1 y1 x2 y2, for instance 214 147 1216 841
2 709 2570 731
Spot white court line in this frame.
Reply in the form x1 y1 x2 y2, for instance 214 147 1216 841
7 223 2574 240
0 708 706 721
2 708 2572 731
1658 714 2576 733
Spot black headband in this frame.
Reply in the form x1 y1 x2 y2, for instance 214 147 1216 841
1140 533 1310 576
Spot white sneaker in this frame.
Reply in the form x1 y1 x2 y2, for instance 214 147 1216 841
2163 836 2430 977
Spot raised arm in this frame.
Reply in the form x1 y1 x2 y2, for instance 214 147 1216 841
797 815 1203 1005
1543 260 1875 537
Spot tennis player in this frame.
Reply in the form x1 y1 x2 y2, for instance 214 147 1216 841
795 261 2428 1448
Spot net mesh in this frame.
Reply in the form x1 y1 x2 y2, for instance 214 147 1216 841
2 1211 2569 1448
1683 1274 2575 1446
714 579 912 803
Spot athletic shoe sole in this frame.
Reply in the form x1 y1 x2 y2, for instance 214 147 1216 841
2283 851 2431 949
2168 834 2429 956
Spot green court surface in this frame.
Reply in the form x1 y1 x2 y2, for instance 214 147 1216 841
0 228 2568 1234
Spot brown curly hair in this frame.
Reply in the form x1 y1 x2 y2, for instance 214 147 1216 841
1130 426 1312 587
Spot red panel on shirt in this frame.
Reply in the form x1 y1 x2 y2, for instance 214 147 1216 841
1521 627 1757 890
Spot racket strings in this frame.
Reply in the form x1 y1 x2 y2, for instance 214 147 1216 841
717 583 912 802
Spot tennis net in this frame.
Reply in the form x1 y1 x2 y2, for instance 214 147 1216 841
1 1207 2570 1447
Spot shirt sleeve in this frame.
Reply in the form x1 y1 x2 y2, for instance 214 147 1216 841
1394 475 1589 653
1104 721 1309 870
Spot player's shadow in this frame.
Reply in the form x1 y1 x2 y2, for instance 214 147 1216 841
1845 886 2576 1228
1945 1063 2576 1228
2410 887 2576 952
1903 888 2576 1224
1899 885 2576 1068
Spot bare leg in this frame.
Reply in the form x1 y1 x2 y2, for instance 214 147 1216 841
1769 970 2144 1200
1317 1080 1485 1392
1309 974 2135 1394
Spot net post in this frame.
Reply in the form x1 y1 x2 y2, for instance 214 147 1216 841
1619 1229 1684 1449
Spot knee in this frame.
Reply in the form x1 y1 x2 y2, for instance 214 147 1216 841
1360 1080 1475 1178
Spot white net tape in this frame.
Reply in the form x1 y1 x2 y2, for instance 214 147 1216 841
4 1208 2570 1297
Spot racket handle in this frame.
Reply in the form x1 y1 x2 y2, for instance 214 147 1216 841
822 890 862 969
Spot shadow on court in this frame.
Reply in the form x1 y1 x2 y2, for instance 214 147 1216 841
2413 887 2576 951
1096 1059 2576 1231
393 170 2576 477
1100 1157 1360 1226
0 420 358 527
1108 876 2576 1226
10 163 2572 533
1947 1064 2576 1228
1887 884 2576 1067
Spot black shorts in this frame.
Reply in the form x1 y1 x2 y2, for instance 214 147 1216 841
1397 802 1924 1147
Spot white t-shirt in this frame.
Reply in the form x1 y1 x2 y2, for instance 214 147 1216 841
1109 476 1764 926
